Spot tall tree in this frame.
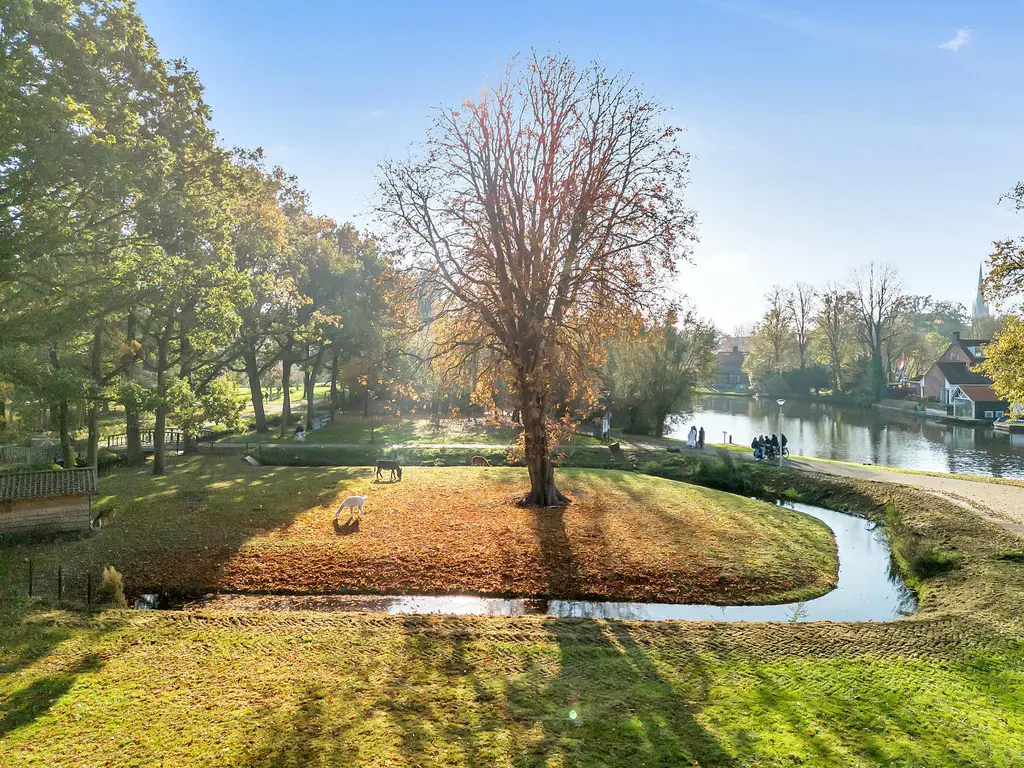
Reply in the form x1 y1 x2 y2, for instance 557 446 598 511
984 181 1024 304
977 317 1024 412
606 309 717 437
744 286 796 388
811 284 856 393
977 180 1024 409
848 263 906 401
788 282 816 370
377 54 695 505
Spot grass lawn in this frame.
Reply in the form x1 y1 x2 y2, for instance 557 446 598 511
224 414 607 446
0 458 837 605
1 603 1021 766
2 455 1022 766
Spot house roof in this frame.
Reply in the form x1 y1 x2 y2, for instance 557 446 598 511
954 339 990 363
955 385 1006 404
934 361 991 386
0 468 97 502
716 348 746 373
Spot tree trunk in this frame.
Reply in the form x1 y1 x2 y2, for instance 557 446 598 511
305 346 325 431
653 411 666 438
520 383 563 506
243 344 267 433
57 399 75 468
329 346 340 424
86 324 103 468
47 346 77 468
0 399 6 432
279 343 292 439
153 321 173 475
123 316 144 466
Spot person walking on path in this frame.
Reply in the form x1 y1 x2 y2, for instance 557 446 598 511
698 426 705 448
687 426 697 448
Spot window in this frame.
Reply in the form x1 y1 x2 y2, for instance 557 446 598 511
996 411 1005 419
985 410 994 419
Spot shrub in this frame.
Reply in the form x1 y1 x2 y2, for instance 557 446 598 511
97 565 127 608
96 450 120 472
884 500 961 581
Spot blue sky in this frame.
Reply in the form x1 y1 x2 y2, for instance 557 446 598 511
136 0 1024 331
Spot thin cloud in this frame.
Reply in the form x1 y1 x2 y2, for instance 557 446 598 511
697 0 904 54
939 28 971 52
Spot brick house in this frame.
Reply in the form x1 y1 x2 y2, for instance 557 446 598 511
921 332 991 403
920 332 1009 420
715 345 749 390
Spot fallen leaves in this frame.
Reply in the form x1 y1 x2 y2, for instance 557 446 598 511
115 467 835 604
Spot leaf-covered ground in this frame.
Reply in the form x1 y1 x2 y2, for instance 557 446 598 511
0 459 838 605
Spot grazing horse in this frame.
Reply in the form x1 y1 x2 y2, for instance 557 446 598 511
375 460 402 481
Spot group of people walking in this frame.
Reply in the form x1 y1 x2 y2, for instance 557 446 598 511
751 433 787 461
686 425 705 449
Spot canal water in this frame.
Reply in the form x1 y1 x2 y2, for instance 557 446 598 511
141 503 916 623
670 395 1024 480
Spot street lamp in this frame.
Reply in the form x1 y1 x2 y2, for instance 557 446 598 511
369 391 378 444
776 399 786 461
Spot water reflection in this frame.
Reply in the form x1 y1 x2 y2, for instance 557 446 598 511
671 396 1024 479
172 503 915 623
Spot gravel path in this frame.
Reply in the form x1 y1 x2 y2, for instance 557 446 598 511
782 456 1024 538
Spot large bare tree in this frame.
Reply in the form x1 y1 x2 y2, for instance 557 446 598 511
849 263 907 400
377 54 695 505
788 282 817 370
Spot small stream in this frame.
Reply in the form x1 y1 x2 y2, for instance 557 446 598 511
137 503 916 623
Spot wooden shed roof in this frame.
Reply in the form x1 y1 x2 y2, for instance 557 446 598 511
0 468 97 502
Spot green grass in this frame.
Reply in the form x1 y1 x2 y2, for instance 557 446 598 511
2 453 1023 766
0 609 1020 767
226 414 608 447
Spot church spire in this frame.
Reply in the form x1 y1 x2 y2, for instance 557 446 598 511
973 262 990 321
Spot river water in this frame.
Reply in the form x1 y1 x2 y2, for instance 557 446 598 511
670 395 1024 479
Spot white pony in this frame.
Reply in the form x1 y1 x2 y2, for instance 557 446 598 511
335 495 369 520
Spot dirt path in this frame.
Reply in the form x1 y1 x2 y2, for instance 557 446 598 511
783 456 1024 537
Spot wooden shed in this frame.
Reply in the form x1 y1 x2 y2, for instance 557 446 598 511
0 468 97 536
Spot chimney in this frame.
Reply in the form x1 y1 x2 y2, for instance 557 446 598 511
952 331 961 343
732 345 739 353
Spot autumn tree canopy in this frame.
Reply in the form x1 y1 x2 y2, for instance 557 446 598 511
377 53 696 505
979 181 1024 411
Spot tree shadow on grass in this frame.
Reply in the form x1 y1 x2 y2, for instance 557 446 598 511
240 683 364 767
0 651 104 737
365 498 735 766
0 456 370 599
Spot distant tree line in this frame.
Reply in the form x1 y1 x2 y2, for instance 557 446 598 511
742 263 1001 403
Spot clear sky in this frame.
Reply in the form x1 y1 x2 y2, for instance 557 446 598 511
136 0 1024 332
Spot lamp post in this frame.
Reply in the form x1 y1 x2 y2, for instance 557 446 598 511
776 398 786 462
369 391 378 443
